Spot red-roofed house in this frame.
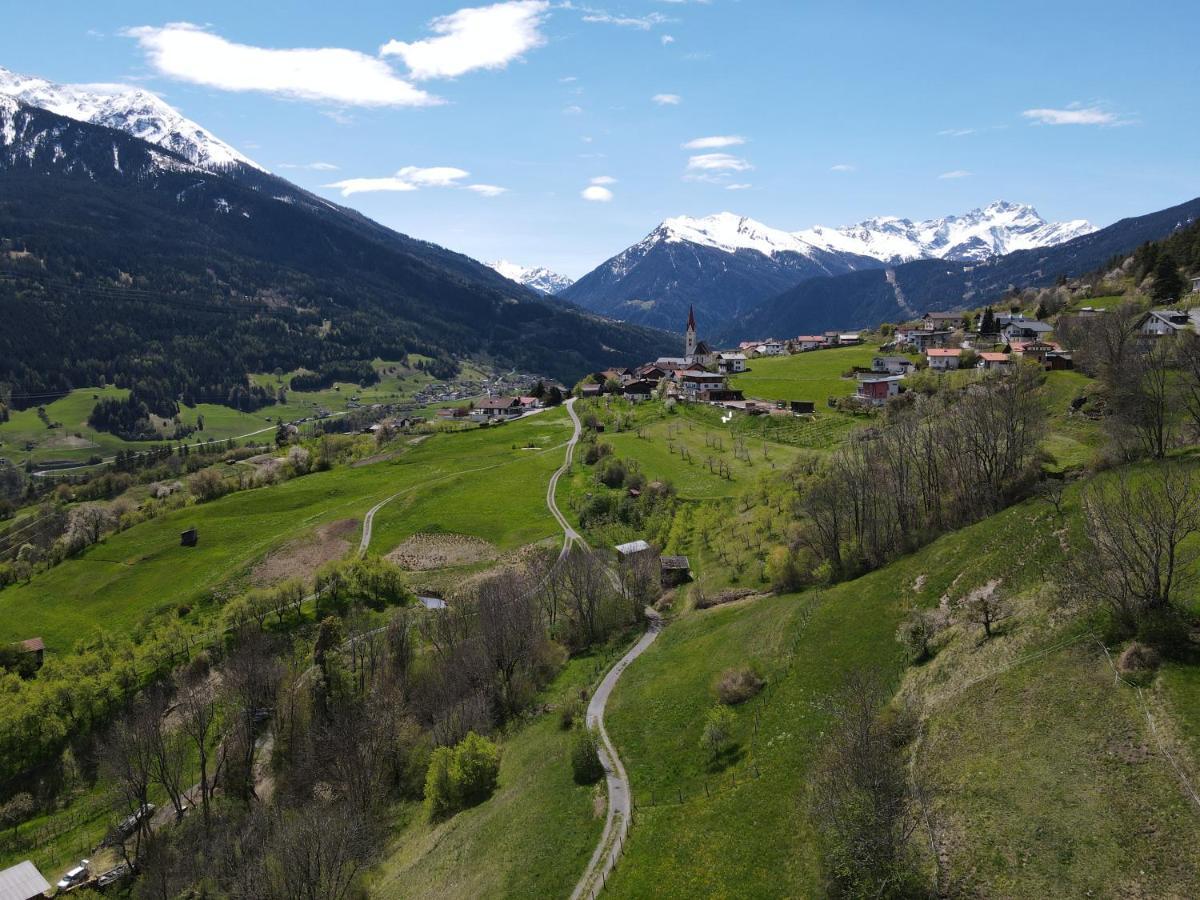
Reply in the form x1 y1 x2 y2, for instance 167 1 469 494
793 335 827 351
978 352 1012 371
926 348 962 371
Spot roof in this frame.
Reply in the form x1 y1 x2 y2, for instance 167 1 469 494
926 348 962 357
1007 320 1053 332
616 539 652 555
687 305 696 331
19 637 44 653
477 396 519 410
860 375 904 384
979 352 1010 362
718 352 747 360
794 335 826 342
0 861 51 900
661 555 690 569
923 311 962 320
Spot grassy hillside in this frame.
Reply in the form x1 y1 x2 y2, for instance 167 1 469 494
729 343 881 406
0 409 569 648
600 467 1200 897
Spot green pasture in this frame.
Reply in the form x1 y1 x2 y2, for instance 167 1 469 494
729 343 881 405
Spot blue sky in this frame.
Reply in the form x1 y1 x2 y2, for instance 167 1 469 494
2 0 1197 277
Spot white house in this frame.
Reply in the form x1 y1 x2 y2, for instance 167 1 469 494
793 335 827 351
717 352 748 374
1137 309 1200 336
872 355 916 375
978 352 1013 371
1002 320 1054 343
475 396 522 418
926 348 962 371
675 371 727 397
756 340 786 356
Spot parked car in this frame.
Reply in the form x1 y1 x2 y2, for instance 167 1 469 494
56 860 90 891
117 803 156 837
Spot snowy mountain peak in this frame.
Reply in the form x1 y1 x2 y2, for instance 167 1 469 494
0 66 262 171
489 260 574 295
658 212 817 257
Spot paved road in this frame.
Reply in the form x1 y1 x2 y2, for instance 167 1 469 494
570 609 662 900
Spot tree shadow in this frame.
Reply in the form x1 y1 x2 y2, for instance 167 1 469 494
704 741 745 774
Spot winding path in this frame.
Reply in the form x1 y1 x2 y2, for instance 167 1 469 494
548 399 585 556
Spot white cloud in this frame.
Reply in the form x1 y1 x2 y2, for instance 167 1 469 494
467 183 509 196
652 93 681 105
937 127 977 137
682 135 745 149
829 163 855 172
278 161 340 171
725 183 752 191
1021 105 1124 126
590 175 617 185
125 23 437 107
380 1 549 80
686 152 752 172
937 169 971 179
579 11 671 29
582 185 613 202
661 34 676 45
323 165 509 197
562 104 584 114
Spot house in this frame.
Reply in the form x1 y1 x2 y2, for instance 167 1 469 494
901 330 952 352
838 333 863 345
599 367 634 385
1044 351 1074 371
926 348 963 371
476 396 523 418
737 340 761 352
1191 275 1200 293
1002 319 1054 342
436 406 470 419
622 380 657 402
516 396 543 410
716 352 747 374
872 355 917 375
17 637 45 670
1007 340 1059 363
1136 309 1200 336
660 555 692 587
0 860 52 900
675 371 727 398
793 335 827 351
756 340 786 356
922 311 962 330
636 364 668 381
691 341 718 368
978 352 1012 371
579 383 603 398
857 375 904 405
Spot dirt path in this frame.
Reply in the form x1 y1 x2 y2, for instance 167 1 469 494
570 609 662 900
548 399 584 558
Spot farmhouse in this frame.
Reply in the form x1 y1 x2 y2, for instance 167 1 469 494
926 348 962 371
675 371 728 398
622 380 657 401
1136 308 1200 336
1002 319 1054 342
476 397 523 418
872 355 917 375
793 335 827 351
857 375 903 405
922 311 962 330
0 860 51 900
978 352 1012 371
716 352 747 374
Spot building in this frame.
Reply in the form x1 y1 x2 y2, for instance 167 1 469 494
900 329 952 352
685 306 698 359
1002 319 1054 342
872 355 917 375
755 340 786 356
838 333 863 345
926 348 962 371
599 367 633 385
516 396 543 410
1191 275 1200 293
622 380 656 402
978 352 1012 371
922 311 962 330
675 371 727 398
615 539 654 565
699 388 745 403
793 335 827 351
17 637 44 670
579 383 603 398
716 352 747 374
1007 340 1059 364
660 555 692 587
857 375 903 405
476 397 523 418
0 860 52 900
1136 308 1200 336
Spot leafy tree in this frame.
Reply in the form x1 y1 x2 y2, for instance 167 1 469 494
571 728 605 784
700 704 736 760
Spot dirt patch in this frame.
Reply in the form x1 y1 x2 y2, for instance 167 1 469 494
694 588 760 610
386 532 498 571
351 451 399 468
251 518 358 586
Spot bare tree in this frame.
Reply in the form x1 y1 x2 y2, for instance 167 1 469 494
475 569 540 714
809 670 919 897
263 803 368 900
1106 338 1179 460
956 580 1011 640
556 548 612 647
101 699 157 864
1068 465 1200 635
176 674 227 835
618 548 660 622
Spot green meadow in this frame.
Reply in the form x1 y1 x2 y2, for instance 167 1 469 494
729 342 882 405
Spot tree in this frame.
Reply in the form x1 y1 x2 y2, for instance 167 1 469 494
809 671 918 897
0 792 34 838
571 727 605 784
1106 337 1178 460
450 732 501 806
956 580 1011 639
1068 465 1200 640
700 703 736 760
1150 252 1185 302
424 747 456 820
979 307 996 335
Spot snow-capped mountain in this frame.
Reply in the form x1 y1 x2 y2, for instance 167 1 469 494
560 203 1095 332
0 65 261 171
488 259 574 295
798 201 1095 264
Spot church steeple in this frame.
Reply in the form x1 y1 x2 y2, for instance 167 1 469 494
685 305 697 359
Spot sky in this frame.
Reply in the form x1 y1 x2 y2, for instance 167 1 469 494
1 0 1197 278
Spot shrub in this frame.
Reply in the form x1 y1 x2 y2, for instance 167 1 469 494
425 732 502 819
423 746 457 820
188 467 230 502
715 666 764 705
895 611 935 664
571 728 605 785
596 458 627 489
583 441 612 465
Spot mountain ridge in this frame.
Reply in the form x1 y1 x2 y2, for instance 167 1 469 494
488 259 574 295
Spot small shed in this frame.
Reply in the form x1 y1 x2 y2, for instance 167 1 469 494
0 860 52 900
18 637 44 670
790 400 816 414
180 527 199 548
660 556 692 587
615 539 653 561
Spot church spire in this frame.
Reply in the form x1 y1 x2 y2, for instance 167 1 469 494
687 305 696 331
685 305 697 359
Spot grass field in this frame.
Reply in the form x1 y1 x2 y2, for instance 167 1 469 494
0 409 570 649
369 642 633 899
729 343 881 406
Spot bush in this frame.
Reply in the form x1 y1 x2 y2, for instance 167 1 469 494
424 732 502 820
715 666 764 705
571 728 605 784
895 611 935 664
583 441 612 465
188 467 230 502
596 458 627 488
700 704 737 760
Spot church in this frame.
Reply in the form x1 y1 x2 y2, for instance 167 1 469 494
684 306 716 368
